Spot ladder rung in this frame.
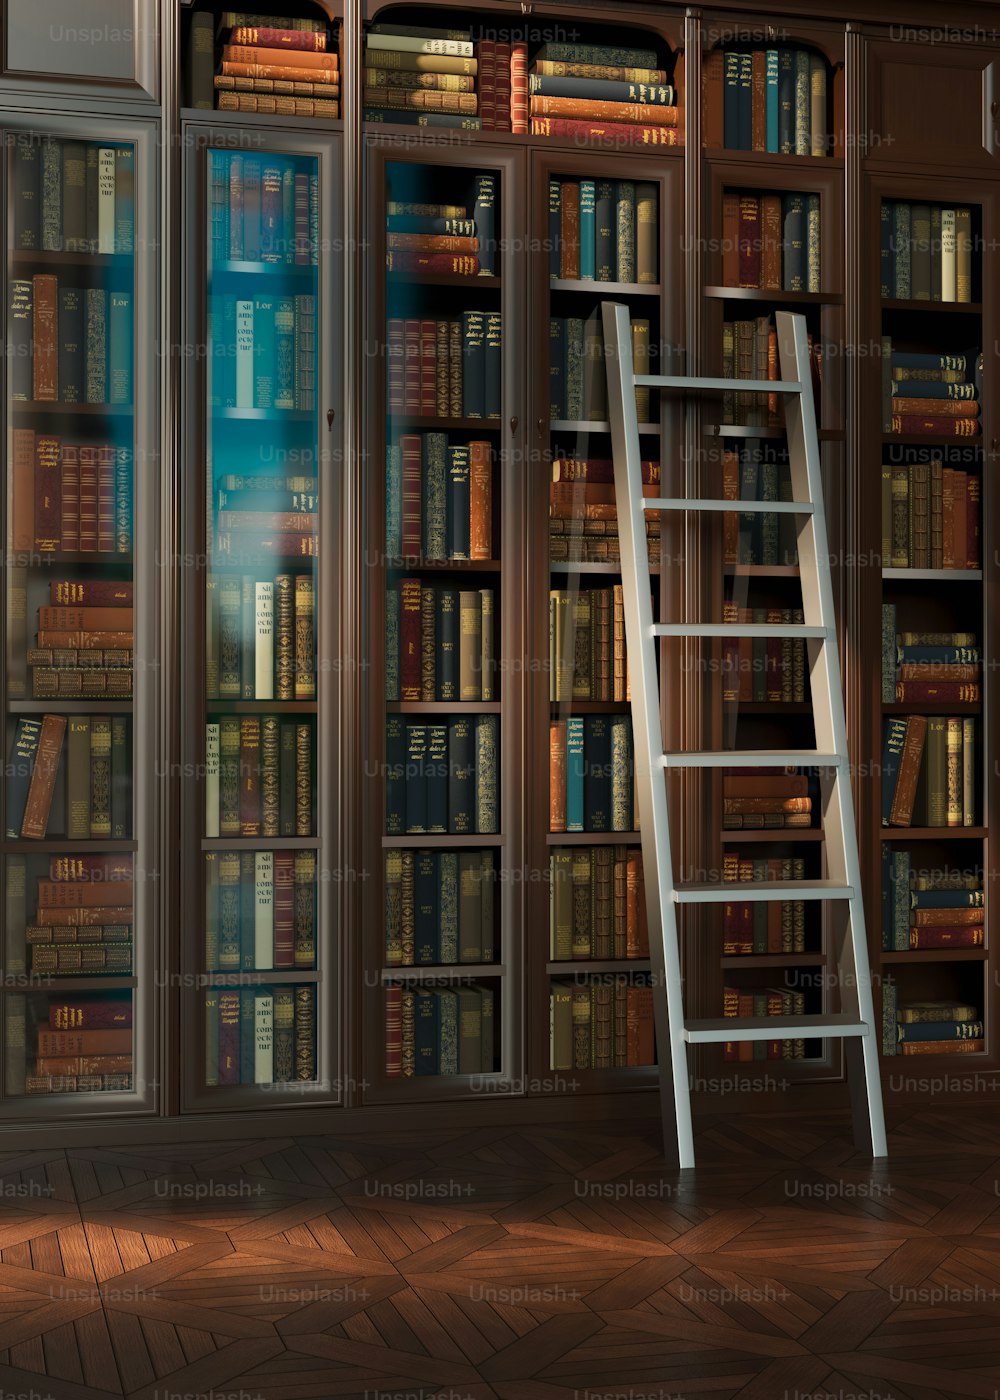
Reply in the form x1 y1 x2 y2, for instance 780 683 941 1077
653 623 826 639
633 374 803 395
641 497 813 515
659 750 840 768
673 880 853 904
683 1014 869 1044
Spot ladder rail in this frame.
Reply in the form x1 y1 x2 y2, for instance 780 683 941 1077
603 300 695 1170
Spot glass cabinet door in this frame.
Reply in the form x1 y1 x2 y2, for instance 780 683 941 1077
2 118 158 1115
182 126 341 1110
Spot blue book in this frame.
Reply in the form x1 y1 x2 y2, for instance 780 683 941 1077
548 179 561 278
549 317 565 420
765 50 779 152
114 145 135 255
595 180 616 282
473 173 496 276
723 51 740 147
584 715 612 832
566 717 585 833
405 723 428 834
897 1019 984 1042
385 443 402 556
896 645 980 664
891 379 977 400
891 351 967 372
115 446 132 553
385 715 406 834
448 716 475 834
414 850 439 963
578 180 596 281
880 717 908 826
736 53 753 151
413 990 440 1074
778 50 795 153
910 888 984 908
252 296 276 409
436 588 458 700
108 291 133 406
529 74 675 104
446 445 471 559
426 724 449 833
484 312 502 418
461 310 485 418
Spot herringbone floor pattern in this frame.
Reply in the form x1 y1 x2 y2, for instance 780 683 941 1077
0 1106 998 1398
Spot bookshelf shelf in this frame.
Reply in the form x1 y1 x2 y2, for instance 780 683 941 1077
210 260 316 279
882 703 981 715
204 701 319 715
10 249 129 269
881 949 988 964
200 838 321 852
881 827 986 840
546 832 642 846
382 964 504 982
720 954 826 969
882 569 983 582
725 702 814 715
387 272 501 288
882 434 982 448
551 419 661 435
202 971 323 986
549 702 631 714
546 961 651 976
703 286 844 306
384 558 501 572
549 279 660 295
11 401 133 418
0 839 137 854
386 702 503 714
1 977 138 994
724 564 801 578
6 701 133 715
704 150 844 173
212 407 314 423
881 298 982 315
720 830 825 844
551 562 660 576
387 414 501 431
7 554 134 569
382 834 503 849
181 107 344 135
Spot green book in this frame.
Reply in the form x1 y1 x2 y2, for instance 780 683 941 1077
881 977 897 1057
924 717 947 826
459 852 483 962
436 988 458 1075
438 852 458 964
204 989 220 1086
881 603 897 704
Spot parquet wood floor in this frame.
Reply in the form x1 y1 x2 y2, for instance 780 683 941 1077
0 1105 998 1398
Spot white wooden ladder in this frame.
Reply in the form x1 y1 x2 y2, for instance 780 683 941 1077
602 302 888 1171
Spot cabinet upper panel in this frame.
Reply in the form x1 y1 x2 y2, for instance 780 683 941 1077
4 0 157 101
866 39 998 168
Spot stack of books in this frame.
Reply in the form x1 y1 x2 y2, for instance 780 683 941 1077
883 997 984 1057
530 41 679 146
385 851 495 967
205 718 313 840
722 447 799 566
386 175 495 276
195 11 339 119
25 996 133 1095
723 767 813 831
882 613 980 706
880 202 973 302
724 986 806 1061
387 316 501 419
549 179 658 284
550 977 655 1068
550 314 651 421
880 462 980 571
704 47 829 155
209 574 315 700
212 472 317 561
6 712 130 841
722 605 806 705
385 982 495 1076
385 715 499 836
23 579 133 700
385 435 493 561
550 848 648 961
723 853 806 955
721 191 821 292
9 276 132 406
549 475 661 566
881 344 981 437
364 23 479 129
11 433 131 558
549 583 639 703
881 852 983 952
549 715 635 833
205 850 315 970
29 868 133 979
386 582 495 704
206 984 316 1084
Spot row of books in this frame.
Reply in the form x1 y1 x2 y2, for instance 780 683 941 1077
549 715 635 834
722 317 814 427
723 769 813 831
9 280 132 406
11 434 132 555
209 151 319 266
705 48 830 156
208 294 316 413
386 584 495 704
724 854 807 955
205 718 312 840
385 983 495 1077
206 984 316 1085
881 465 980 573
12 137 134 255
385 435 493 562
550 587 631 704
548 514 661 566
387 316 501 421
721 191 821 292
721 447 798 566
881 852 983 952
190 12 339 119
385 715 499 836
550 978 655 1070
722 606 807 705
385 850 495 967
880 345 982 437
549 315 651 422
880 203 974 303
206 849 316 971
881 995 983 1057
6 714 129 842
385 177 495 276
549 178 658 285
723 986 807 1061
882 712 978 828
550 848 649 961
30 651 132 702
207 573 315 701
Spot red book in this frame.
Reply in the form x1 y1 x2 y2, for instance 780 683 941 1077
49 853 133 882
478 40 496 131
60 444 80 551
400 435 422 556
399 578 422 700
549 721 567 831
36 879 132 908
495 42 512 131
510 42 528 134
78 446 98 551
273 850 295 967
21 713 67 839
894 682 980 702
967 475 981 568
909 927 984 948
214 531 317 558
469 441 492 560
49 999 133 1030
97 446 115 553
722 193 739 286
37 1028 132 1055
386 252 479 275
220 60 338 84
420 319 437 415
403 320 421 414
385 984 402 1077
723 775 809 797
387 318 404 412
50 579 132 605
890 415 980 437
217 989 240 1085
531 117 682 145
552 457 660 485
32 274 58 401
39 607 135 630
35 906 133 926
34 434 61 553
229 27 329 52
12 428 35 552
239 715 261 837
738 195 760 288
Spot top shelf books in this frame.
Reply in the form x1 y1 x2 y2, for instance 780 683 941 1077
186 9 340 119
703 45 840 157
